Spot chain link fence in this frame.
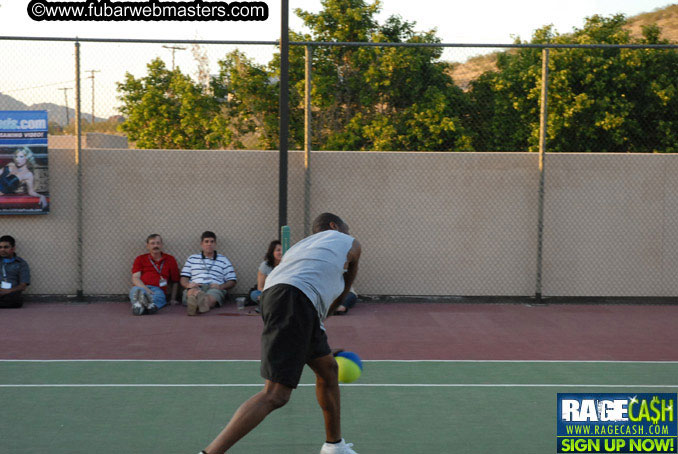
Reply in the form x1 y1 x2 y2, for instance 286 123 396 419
1 37 678 298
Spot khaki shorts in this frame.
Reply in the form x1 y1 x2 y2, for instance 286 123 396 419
182 284 227 307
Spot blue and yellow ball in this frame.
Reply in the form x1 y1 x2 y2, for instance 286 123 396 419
334 351 363 383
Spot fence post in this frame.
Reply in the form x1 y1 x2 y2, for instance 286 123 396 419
304 45 312 237
535 47 549 303
75 40 84 300
278 0 289 234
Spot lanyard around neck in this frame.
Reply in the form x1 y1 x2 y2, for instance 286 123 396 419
148 255 165 276
201 252 217 276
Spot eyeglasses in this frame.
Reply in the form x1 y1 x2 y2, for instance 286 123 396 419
0 245 12 249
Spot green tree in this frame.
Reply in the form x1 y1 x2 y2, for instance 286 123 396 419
117 59 232 149
295 0 471 151
211 49 304 150
209 0 471 151
468 15 678 153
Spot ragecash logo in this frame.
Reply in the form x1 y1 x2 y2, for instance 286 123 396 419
557 393 677 453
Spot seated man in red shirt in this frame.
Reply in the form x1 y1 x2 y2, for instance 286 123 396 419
129 233 180 315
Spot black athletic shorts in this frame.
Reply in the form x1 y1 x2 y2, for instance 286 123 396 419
260 284 331 388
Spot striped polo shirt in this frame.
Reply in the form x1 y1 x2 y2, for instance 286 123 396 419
181 251 237 284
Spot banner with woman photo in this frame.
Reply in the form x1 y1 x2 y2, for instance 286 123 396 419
0 111 49 214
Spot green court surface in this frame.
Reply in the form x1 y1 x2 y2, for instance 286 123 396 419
1 360 677 454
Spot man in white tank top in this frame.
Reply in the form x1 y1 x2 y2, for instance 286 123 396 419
199 213 362 454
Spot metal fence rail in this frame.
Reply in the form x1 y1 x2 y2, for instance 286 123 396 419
1 36 677 299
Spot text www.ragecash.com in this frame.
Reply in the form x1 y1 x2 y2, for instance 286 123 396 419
28 0 269 22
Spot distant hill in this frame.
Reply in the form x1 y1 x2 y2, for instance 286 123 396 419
448 53 500 91
626 4 678 41
0 93 28 111
0 92 105 126
449 3 678 90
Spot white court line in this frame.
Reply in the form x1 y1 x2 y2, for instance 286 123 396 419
2 383 678 388
2 359 678 363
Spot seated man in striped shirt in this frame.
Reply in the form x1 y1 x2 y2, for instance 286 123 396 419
180 231 237 316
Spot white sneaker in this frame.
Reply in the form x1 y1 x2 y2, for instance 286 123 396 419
140 291 152 309
131 302 145 316
320 439 359 454
131 289 145 315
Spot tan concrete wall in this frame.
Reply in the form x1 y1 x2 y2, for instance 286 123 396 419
309 152 540 295
80 149 284 295
84 133 128 149
1 148 79 294
4 149 678 297
48 133 128 149
47 136 75 149
542 154 678 297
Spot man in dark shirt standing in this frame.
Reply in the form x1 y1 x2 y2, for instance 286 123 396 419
0 235 30 309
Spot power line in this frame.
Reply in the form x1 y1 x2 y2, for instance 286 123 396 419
4 80 75 93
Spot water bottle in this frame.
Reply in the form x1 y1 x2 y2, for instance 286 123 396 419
236 296 246 310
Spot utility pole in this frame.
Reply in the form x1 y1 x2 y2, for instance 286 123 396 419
86 69 100 125
59 87 72 126
162 45 186 70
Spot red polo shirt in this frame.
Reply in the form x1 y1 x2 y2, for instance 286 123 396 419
132 253 180 289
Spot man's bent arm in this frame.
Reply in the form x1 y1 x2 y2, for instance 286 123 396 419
0 282 28 296
180 276 193 288
220 280 237 291
169 282 179 303
132 272 150 292
328 239 361 316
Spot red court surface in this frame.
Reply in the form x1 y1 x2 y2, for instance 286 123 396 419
1 301 676 361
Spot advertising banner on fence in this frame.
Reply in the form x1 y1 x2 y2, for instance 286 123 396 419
557 393 678 453
0 110 49 214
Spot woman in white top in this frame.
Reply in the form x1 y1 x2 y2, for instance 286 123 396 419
249 240 282 303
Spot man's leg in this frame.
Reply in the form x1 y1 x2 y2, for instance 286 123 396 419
203 380 293 454
198 294 217 313
148 286 167 310
0 292 23 308
250 289 262 302
186 287 202 315
335 292 357 315
343 292 358 310
198 289 224 313
129 286 146 315
307 353 342 442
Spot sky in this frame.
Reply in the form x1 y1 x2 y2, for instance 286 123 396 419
1 0 673 43
0 0 675 118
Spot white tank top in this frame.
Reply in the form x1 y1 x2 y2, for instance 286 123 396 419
264 230 355 321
